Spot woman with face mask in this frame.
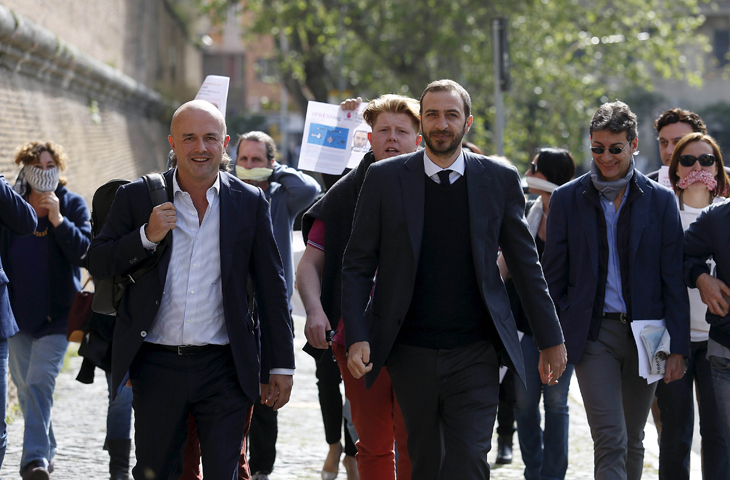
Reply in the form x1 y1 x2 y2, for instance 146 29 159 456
656 132 730 480
1 141 91 480
497 147 576 480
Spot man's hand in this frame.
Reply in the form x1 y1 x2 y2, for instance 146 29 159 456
340 97 363 111
539 343 568 386
663 353 685 383
261 374 293 411
39 191 63 227
304 309 332 349
696 273 730 317
347 341 372 379
146 202 177 243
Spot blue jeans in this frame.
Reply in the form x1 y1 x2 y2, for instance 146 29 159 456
711 354 730 463
0 337 8 468
8 332 68 472
514 333 573 480
105 371 133 441
656 341 729 480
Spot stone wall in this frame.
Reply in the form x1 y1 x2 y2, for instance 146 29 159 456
0 1 203 203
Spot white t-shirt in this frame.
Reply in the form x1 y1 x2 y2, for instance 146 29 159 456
677 195 725 343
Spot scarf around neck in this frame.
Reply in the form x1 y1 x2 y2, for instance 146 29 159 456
590 157 635 201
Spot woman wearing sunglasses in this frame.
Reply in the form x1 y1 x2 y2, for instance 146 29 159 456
656 132 730 479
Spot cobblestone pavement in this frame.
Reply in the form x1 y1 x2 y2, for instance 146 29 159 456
0 313 690 479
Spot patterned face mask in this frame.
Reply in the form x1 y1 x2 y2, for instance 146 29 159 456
676 169 717 192
23 165 60 193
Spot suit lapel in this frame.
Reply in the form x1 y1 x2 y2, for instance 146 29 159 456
158 170 176 286
219 173 239 283
578 177 600 277
400 151 426 265
465 154 490 282
629 177 649 261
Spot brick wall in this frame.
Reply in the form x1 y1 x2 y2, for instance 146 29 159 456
0 0 203 203
0 71 170 204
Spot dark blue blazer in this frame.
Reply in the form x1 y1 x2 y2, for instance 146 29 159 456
341 150 565 388
683 198 730 349
86 170 295 401
0 175 37 339
542 171 690 365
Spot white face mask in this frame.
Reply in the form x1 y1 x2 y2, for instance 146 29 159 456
23 165 60 193
235 166 273 182
526 176 559 193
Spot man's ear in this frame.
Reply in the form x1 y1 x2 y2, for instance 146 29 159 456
224 135 230 149
367 132 372 144
464 116 474 134
168 135 175 150
415 135 422 149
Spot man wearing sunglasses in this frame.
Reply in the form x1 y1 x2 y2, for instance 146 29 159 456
542 100 689 480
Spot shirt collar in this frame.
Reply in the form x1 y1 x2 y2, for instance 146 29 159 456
423 150 466 178
172 168 221 197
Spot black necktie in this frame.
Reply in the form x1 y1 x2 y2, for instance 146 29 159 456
437 169 452 187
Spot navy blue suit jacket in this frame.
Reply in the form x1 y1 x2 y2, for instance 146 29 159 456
542 171 690 365
341 150 564 388
86 170 295 401
0 175 37 339
683 198 730 348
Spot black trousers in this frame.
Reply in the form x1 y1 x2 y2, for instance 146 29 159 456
248 402 277 474
387 340 500 480
130 343 251 480
315 348 358 456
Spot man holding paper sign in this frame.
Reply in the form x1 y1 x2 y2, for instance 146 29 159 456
542 100 689 480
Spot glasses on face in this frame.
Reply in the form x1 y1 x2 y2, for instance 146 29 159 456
529 161 539 175
679 154 716 168
590 141 631 155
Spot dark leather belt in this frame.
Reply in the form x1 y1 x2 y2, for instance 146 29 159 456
145 343 225 356
602 312 628 324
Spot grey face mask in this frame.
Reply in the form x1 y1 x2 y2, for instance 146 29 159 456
23 165 60 193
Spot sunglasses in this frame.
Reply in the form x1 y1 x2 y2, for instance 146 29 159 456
590 141 631 155
679 154 716 168
529 161 539 175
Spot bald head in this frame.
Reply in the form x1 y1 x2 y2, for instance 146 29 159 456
168 99 230 189
171 100 227 137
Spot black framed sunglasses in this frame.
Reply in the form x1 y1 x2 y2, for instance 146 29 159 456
529 161 539 175
590 141 631 155
679 154 716 168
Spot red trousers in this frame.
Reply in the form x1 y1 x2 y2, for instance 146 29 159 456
333 342 412 479
179 405 254 480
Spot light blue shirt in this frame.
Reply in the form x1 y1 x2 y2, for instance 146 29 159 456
600 187 630 314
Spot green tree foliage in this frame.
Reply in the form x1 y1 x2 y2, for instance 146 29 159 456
205 0 712 167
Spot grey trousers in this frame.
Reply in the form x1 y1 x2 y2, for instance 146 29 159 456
575 318 658 480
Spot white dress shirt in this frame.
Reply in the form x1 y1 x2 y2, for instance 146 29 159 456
140 170 295 377
141 170 227 346
423 150 466 185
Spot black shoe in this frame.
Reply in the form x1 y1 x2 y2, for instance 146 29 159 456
107 438 132 480
496 434 513 465
21 460 50 480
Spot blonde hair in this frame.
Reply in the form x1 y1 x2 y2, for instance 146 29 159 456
363 94 420 132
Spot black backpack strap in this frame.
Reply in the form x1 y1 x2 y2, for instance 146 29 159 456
116 173 171 292
143 173 168 206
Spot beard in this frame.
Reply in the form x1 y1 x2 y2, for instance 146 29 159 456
423 123 467 158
